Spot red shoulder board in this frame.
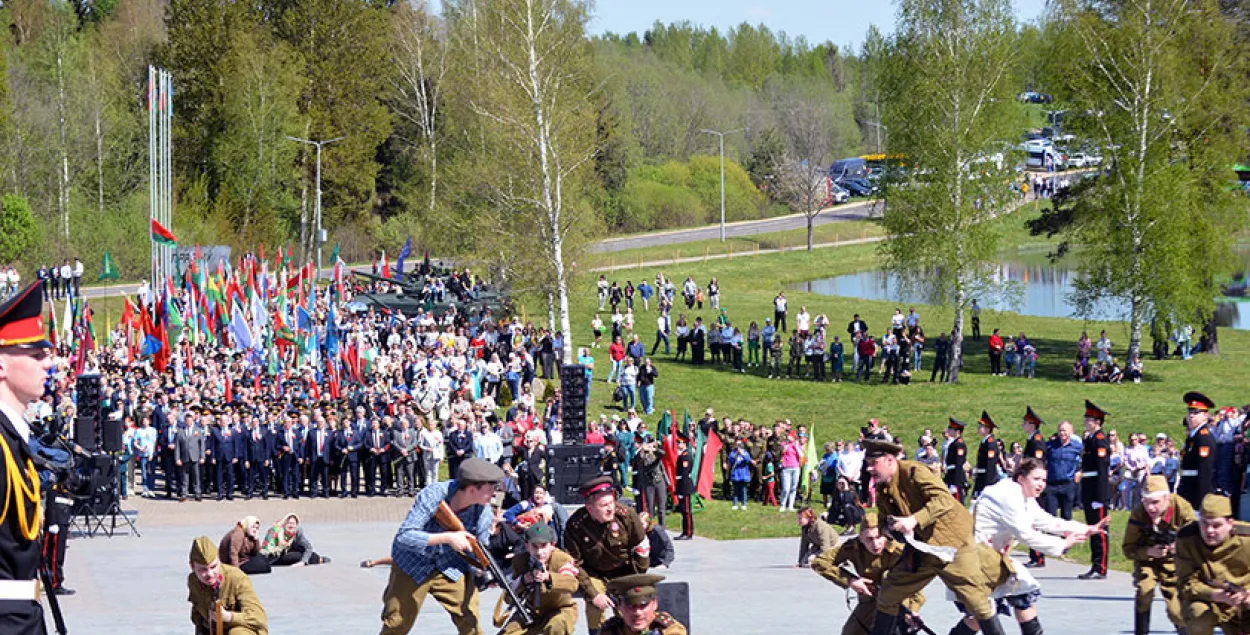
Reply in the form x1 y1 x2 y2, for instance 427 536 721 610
1095 432 1106 440
1198 428 1210 436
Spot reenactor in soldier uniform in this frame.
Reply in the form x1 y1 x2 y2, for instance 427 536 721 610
498 524 580 635
1122 475 1196 635
673 433 694 540
1178 391 1217 510
564 476 650 635
186 536 269 635
0 284 53 634
1174 493 1250 635
942 418 968 503
1079 400 1111 579
861 439 1012 635
1022 406 1048 567
971 411 1001 498
599 573 685 635
811 511 925 635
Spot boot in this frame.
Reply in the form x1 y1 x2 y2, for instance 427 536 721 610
977 616 1008 635
947 619 978 635
1019 617 1043 635
871 611 899 635
1134 610 1150 635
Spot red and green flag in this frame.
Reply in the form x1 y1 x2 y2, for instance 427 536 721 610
151 219 178 246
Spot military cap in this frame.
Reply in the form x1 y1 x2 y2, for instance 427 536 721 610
525 523 557 544
978 411 996 430
456 457 504 484
606 573 666 607
1200 493 1233 519
1023 406 1044 427
675 430 691 443
1142 475 1170 499
1183 391 1215 411
860 510 878 533
0 283 51 348
580 475 616 499
1084 400 1107 421
862 439 903 459
947 417 965 432
189 536 219 565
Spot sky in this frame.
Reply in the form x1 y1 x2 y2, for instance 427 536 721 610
588 0 1049 50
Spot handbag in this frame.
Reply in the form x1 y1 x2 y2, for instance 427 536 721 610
612 385 626 403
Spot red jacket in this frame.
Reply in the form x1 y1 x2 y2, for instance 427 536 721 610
609 342 626 362
988 334 1003 352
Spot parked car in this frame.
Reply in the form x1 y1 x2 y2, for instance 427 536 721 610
827 181 850 205
1066 153 1089 169
836 178 877 197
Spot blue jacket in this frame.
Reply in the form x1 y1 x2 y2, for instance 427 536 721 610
1044 437 1083 481
729 448 753 482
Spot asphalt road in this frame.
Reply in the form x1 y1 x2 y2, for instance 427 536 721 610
589 200 882 253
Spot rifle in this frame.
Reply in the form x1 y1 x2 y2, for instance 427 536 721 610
434 501 534 627
39 568 68 635
1127 518 1177 547
213 584 224 635
838 563 935 635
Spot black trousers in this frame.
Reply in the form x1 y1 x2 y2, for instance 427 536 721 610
775 311 787 332
240 557 272 575
41 494 72 590
1084 503 1107 573
989 351 1002 374
254 461 272 498
339 459 360 496
677 493 694 537
1043 480 1076 520
215 459 236 499
0 601 46 635
162 452 180 497
311 458 331 496
364 456 380 495
280 456 299 497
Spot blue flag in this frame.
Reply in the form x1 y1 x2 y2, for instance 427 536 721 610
394 237 411 277
141 335 163 356
297 306 312 332
229 303 254 351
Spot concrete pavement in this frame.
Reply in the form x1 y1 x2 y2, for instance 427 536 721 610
58 498 1158 634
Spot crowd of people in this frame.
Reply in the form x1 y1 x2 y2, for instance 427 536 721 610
35 258 84 301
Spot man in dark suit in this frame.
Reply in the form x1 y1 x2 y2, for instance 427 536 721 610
211 417 237 501
305 418 333 498
335 417 363 498
364 419 389 496
277 418 303 499
161 405 182 499
0 283 55 633
445 419 474 484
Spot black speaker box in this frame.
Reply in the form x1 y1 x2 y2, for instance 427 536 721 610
545 444 603 505
657 582 691 633
101 417 124 453
74 417 98 450
75 374 102 420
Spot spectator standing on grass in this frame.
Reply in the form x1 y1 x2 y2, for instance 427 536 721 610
651 311 670 356
618 358 638 412
638 358 658 416
796 305 811 337
774 292 788 332
829 335 844 383
931 332 949 382
59 260 73 299
637 279 652 312
728 441 753 510
627 334 645 367
707 277 720 310
970 299 982 340
747 321 761 368
1042 420 1082 530
911 324 925 371
856 334 876 381
73 257 83 295
606 336 624 383
779 434 802 511
767 330 783 379
577 348 594 396
590 314 604 348
988 328 1004 376
1096 330 1112 364
597 275 608 310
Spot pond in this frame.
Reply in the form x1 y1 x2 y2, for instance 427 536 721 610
790 249 1250 330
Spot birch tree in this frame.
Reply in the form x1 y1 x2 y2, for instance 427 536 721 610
390 0 448 215
1039 0 1247 362
775 95 834 250
878 0 1022 383
463 0 599 360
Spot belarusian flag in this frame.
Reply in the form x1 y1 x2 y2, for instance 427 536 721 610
151 219 178 246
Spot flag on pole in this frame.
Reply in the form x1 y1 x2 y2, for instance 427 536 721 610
799 425 818 498
657 411 678 501
695 429 723 499
98 251 120 280
151 219 178 246
394 237 411 278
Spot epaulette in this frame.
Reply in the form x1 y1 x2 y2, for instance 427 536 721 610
1198 428 1210 436
1095 432 1106 440
654 612 677 627
1178 521 1200 539
1235 522 1250 537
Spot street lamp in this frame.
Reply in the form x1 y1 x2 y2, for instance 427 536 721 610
287 135 345 277
700 128 745 242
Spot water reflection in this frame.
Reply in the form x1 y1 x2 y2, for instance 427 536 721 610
791 250 1250 330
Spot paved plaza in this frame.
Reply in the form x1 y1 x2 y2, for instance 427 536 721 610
56 498 1158 634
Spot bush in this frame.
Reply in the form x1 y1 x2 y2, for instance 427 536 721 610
498 381 514 408
612 155 769 232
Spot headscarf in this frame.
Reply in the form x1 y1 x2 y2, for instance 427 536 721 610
260 513 299 557
239 515 261 531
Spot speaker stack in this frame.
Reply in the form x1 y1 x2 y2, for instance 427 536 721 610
545 444 604 505
559 364 587 444
74 374 103 450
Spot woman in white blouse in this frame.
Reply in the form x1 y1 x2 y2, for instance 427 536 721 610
417 418 445 485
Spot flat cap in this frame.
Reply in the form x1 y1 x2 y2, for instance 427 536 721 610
524 523 557 544
457 457 504 484
606 573 666 607
862 439 903 459
1201 493 1233 519
189 536 219 565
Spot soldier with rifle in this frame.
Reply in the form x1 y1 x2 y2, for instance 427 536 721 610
497 524 579 635
1123 474 1195 635
811 511 927 635
1175 493 1250 635
186 536 268 635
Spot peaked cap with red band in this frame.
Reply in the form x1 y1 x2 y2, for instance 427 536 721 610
0 283 51 348
1023 406 1044 427
1084 400 1107 421
1182 391 1215 412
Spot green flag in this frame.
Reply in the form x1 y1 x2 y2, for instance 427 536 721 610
656 411 672 437
330 242 340 264
98 251 120 281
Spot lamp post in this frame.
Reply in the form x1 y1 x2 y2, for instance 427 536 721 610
700 128 745 242
287 135 345 277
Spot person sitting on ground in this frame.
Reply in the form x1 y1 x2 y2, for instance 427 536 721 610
259 513 331 567
796 506 838 567
187 536 269 635
642 511 675 569
220 515 271 575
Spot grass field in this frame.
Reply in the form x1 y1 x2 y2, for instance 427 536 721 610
566 202 1246 569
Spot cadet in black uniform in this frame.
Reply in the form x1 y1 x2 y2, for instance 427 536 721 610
971 411 1000 498
1079 400 1111 579
673 433 694 540
1022 406 1048 567
0 283 53 634
1178 391 1217 510
943 418 968 503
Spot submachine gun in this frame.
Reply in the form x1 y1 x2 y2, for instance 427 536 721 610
838 563 936 635
434 501 534 628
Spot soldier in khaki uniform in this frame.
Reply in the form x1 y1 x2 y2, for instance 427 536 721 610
861 439 1011 635
564 476 650 635
186 536 268 635
812 511 925 635
1122 474 1195 635
498 524 580 635
599 573 685 635
1175 493 1250 635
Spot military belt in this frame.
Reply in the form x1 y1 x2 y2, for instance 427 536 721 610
1081 471 1098 478
0 579 39 601
1180 470 1198 477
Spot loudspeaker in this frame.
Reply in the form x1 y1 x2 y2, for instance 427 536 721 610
546 444 603 505
75 374 102 420
657 582 691 633
101 416 124 453
74 417 99 450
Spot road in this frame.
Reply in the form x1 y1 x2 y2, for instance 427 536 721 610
589 199 881 253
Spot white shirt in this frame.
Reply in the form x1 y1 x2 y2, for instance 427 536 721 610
968 479 1087 598
796 311 810 331
0 400 31 443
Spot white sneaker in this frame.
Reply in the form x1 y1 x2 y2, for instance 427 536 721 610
731 504 739 510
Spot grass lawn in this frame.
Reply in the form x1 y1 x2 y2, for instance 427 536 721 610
583 217 885 271
563 203 1247 569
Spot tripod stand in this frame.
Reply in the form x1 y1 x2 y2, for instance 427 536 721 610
70 454 141 538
